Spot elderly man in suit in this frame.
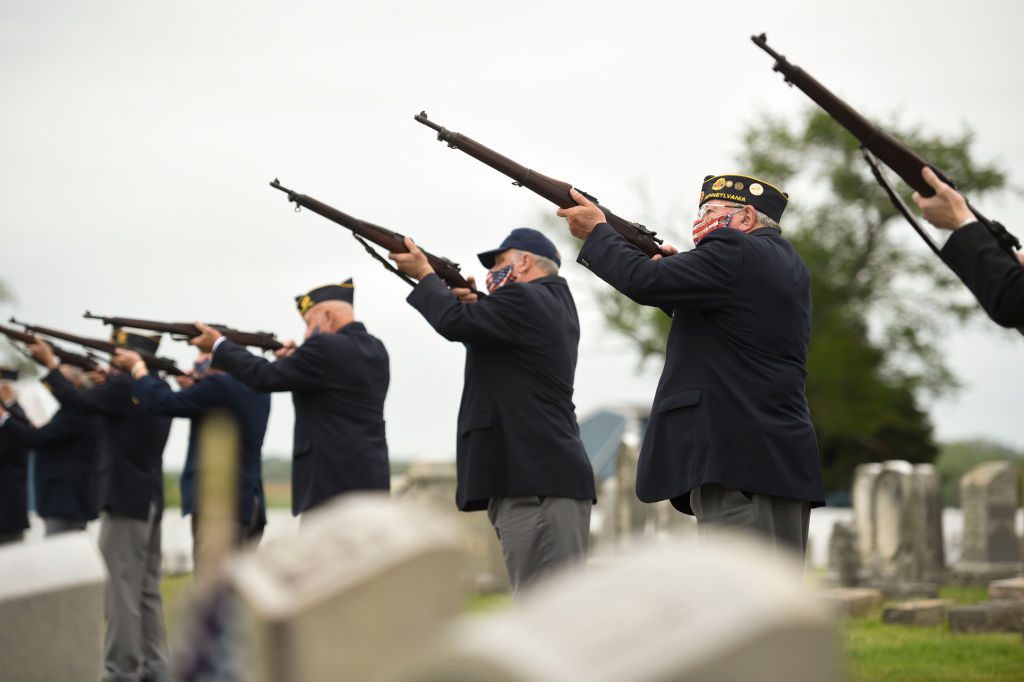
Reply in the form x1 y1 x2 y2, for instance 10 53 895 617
26 332 173 682
0 364 101 536
389 228 596 596
189 280 390 516
558 175 825 557
912 166 1024 328
110 349 271 562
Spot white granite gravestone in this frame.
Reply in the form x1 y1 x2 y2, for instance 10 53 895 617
228 493 470 682
0 535 107 681
394 536 842 682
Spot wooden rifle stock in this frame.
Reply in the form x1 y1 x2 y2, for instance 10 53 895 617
8 318 184 376
269 179 483 296
751 33 1020 256
83 312 283 351
414 111 664 257
0 322 101 371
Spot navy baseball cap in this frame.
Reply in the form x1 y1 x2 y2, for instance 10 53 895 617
477 228 562 268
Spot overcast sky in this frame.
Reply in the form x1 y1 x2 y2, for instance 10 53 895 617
2 1 1022 471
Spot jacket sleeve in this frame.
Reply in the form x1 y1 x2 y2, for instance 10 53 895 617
406 274 532 346
212 336 332 392
940 221 1024 328
1 411 81 449
44 369 129 417
132 374 222 418
577 223 740 309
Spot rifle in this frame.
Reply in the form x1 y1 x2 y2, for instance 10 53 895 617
0 322 101 372
751 33 1021 260
269 179 484 295
83 312 283 352
8 318 184 376
414 111 664 258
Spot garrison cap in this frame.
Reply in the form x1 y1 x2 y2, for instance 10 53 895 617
477 228 561 269
0 367 18 381
296 279 355 316
113 328 161 354
699 174 789 223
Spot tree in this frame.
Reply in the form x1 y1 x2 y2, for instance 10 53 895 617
585 107 1008 494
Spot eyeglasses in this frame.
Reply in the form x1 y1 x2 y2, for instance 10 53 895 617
695 203 744 220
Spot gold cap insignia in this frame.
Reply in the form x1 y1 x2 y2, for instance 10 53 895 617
711 177 727 191
298 295 314 315
749 183 764 196
115 330 128 345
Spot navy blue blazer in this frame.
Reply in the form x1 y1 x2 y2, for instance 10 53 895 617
132 373 270 526
407 274 596 512
578 224 825 513
941 221 1024 328
45 370 172 521
2 405 100 522
0 403 30 532
212 323 390 515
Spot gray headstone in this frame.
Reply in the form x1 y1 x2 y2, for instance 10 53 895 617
948 599 1024 634
826 520 860 587
960 461 1020 564
851 463 882 564
882 599 950 627
227 494 470 682
0 535 107 681
815 587 883 619
394 536 843 682
395 460 507 593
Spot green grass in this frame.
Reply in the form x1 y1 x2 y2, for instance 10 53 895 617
160 573 193 637
845 619 1023 681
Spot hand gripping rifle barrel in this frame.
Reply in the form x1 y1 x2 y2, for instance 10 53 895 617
269 179 483 296
8 317 184 376
414 111 663 258
83 312 283 352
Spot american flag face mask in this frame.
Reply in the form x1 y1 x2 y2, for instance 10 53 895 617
486 263 516 293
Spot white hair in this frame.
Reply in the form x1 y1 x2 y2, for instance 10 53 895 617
755 211 782 231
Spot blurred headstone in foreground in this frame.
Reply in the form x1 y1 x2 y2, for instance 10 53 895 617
228 493 470 682
394 460 507 593
952 460 1021 585
393 535 843 682
0 534 107 681
851 460 944 596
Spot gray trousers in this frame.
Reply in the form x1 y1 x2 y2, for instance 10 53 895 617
487 495 591 597
690 483 811 559
44 517 88 536
98 508 169 682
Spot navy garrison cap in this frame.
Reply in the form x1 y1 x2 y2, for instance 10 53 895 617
296 279 355 316
113 328 161 354
477 228 561 268
699 174 789 223
0 367 18 381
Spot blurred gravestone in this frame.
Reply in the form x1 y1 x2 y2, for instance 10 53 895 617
825 520 860 586
395 460 507 592
227 494 470 682
952 460 1021 584
0 535 107 681
853 461 944 596
393 536 843 682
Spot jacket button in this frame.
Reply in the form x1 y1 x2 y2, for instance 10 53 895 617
580 258 590 268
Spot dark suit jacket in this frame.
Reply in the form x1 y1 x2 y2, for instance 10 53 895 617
46 370 172 521
940 221 1024 328
3 405 100 521
212 323 390 515
407 274 596 512
578 223 825 513
132 373 271 526
0 403 30 532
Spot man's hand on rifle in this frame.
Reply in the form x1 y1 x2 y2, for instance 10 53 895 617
274 339 297 359
189 322 223 353
913 167 975 231
557 189 607 241
388 237 435 281
26 338 58 370
111 349 148 378
451 275 479 303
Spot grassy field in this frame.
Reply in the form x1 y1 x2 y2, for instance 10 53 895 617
160 575 1023 679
